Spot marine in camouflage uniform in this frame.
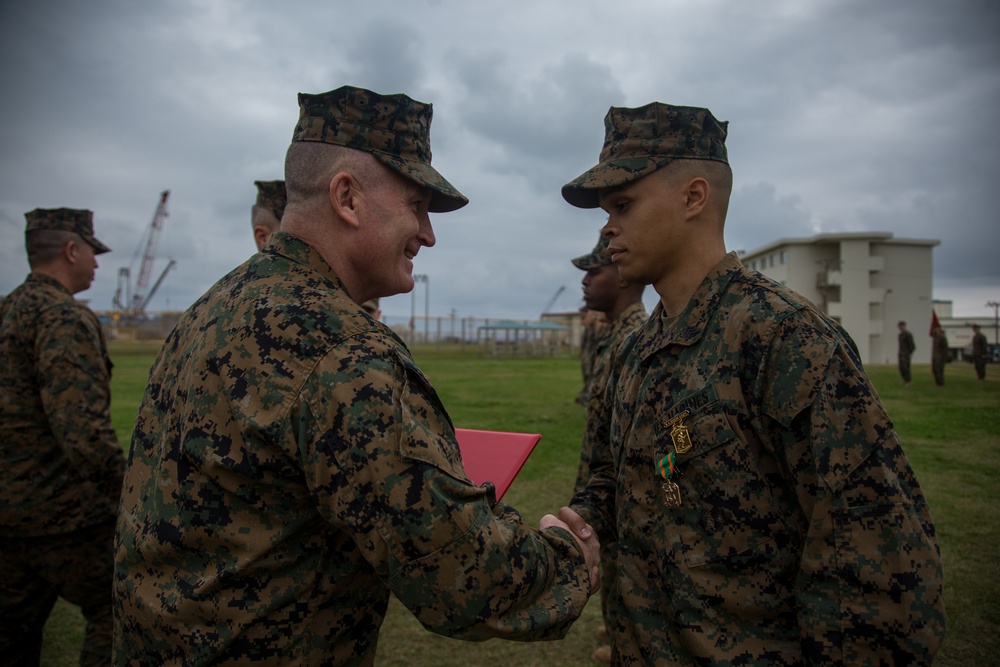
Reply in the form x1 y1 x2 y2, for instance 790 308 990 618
0 208 124 667
562 102 946 665
114 86 596 666
572 234 647 494
897 320 916 385
571 233 647 664
971 323 988 380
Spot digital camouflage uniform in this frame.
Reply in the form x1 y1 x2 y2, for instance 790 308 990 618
577 303 646 651
114 234 590 665
562 102 945 665
577 314 608 405
115 87 589 665
574 300 648 494
571 254 946 664
570 234 647 657
1 209 123 667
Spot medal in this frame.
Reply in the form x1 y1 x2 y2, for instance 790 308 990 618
656 451 682 508
664 410 692 454
661 480 682 508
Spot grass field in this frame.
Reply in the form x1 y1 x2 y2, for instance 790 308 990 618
41 343 1000 666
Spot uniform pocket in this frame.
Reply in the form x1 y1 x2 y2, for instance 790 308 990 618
654 387 790 571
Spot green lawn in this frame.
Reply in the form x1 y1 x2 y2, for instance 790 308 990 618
41 343 1000 666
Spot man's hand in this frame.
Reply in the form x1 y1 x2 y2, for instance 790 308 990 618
540 507 600 594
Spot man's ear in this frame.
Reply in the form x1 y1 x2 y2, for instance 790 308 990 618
683 177 709 218
253 225 272 250
329 171 362 229
63 239 79 265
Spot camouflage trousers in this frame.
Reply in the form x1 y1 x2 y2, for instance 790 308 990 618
0 520 116 667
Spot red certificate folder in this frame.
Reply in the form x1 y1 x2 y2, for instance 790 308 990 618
454 428 542 501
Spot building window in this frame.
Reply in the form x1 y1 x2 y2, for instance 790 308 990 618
780 250 787 264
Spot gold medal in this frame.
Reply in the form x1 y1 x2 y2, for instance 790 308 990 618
661 480 682 507
664 409 692 454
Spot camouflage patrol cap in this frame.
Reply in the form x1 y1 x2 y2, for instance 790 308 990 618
24 208 111 254
562 102 729 209
572 234 613 270
254 180 287 219
292 85 468 213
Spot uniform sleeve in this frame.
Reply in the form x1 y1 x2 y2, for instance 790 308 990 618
36 305 125 494
758 320 946 664
297 334 591 641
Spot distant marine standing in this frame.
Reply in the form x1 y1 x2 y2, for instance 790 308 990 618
971 323 988 381
898 320 916 386
571 232 647 664
0 208 125 666
931 323 949 387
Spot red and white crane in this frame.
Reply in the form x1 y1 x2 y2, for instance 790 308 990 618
113 190 175 316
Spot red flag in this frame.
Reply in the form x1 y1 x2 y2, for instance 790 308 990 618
929 309 940 336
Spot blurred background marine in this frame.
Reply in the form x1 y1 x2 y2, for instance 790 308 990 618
571 232 647 664
0 208 125 667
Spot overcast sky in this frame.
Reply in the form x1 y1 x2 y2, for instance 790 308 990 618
2 0 998 325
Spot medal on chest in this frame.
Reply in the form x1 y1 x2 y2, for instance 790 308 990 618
656 451 682 508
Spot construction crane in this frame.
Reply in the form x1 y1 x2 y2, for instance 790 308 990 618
541 286 565 316
113 191 174 319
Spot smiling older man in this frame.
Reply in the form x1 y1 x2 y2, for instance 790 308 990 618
113 85 598 666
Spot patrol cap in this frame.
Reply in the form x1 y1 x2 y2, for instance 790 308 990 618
562 102 729 209
292 85 468 213
24 208 111 254
572 234 613 270
254 180 287 220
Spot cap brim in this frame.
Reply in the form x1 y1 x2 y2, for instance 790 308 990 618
87 236 112 255
561 156 671 209
374 152 469 213
571 254 612 270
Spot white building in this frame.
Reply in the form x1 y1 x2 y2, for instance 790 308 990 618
740 232 939 365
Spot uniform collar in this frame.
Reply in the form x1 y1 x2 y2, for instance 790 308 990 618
27 272 72 295
597 301 648 348
263 231 347 293
632 251 743 361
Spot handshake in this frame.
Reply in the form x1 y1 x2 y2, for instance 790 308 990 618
541 507 601 594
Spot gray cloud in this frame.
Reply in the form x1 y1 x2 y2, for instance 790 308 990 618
1 0 997 320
